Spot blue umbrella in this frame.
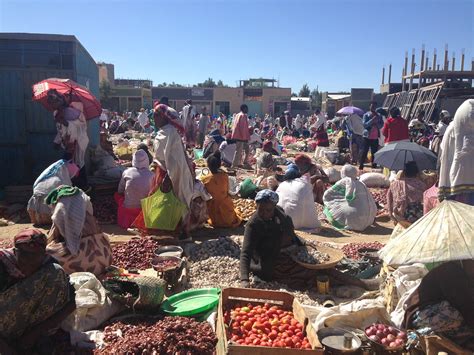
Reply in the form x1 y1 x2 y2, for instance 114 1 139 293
374 141 437 171
337 106 365 116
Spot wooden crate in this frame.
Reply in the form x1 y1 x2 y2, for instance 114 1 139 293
216 287 323 355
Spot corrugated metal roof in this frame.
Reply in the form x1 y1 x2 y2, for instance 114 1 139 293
291 97 311 102
328 94 351 100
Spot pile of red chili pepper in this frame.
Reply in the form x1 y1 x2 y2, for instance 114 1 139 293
112 237 160 270
341 242 385 260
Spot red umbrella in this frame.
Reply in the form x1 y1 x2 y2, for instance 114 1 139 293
32 78 102 120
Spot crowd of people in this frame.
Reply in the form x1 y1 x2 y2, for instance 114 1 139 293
2 85 473 352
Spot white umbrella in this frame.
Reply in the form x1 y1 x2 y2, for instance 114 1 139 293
379 200 474 266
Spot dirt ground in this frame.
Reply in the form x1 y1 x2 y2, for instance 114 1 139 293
0 214 393 245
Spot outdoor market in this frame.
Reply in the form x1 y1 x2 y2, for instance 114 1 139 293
0 71 472 355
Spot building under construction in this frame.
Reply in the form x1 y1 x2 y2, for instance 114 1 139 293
381 45 474 122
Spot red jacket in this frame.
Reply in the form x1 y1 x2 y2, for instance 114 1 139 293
382 117 409 143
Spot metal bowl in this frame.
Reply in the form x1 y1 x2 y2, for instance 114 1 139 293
151 255 182 272
154 245 183 258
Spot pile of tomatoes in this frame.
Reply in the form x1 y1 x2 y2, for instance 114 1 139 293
224 303 313 349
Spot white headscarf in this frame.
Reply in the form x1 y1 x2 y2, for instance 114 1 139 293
439 99 474 198
132 149 150 170
340 164 359 200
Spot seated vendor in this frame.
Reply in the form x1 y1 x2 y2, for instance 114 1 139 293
0 229 75 353
115 149 154 229
387 161 427 226
46 185 113 276
203 129 225 159
27 159 79 226
240 189 378 290
403 260 474 351
323 165 377 231
201 151 242 228
219 134 237 167
294 153 329 205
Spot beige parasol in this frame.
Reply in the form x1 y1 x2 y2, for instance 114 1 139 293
379 200 474 266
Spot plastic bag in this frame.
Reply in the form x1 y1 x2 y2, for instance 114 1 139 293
141 187 187 230
239 178 258 199
61 272 123 332
359 172 390 187
324 167 341 183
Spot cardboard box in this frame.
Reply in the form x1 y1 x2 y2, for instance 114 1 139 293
216 287 324 354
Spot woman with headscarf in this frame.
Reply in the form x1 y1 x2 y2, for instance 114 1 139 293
181 100 198 148
312 110 329 147
240 190 377 290
438 100 474 206
27 159 79 225
133 104 203 241
47 89 89 190
219 133 237 167
114 149 154 229
386 161 427 226
276 164 321 230
0 229 75 353
294 154 329 205
201 151 242 228
323 164 377 231
46 186 112 275
202 129 225 159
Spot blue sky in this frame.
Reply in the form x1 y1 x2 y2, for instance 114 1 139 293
1 0 472 92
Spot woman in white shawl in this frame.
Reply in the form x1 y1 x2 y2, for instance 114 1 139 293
27 159 79 225
323 164 377 231
45 186 112 276
133 103 207 241
438 99 474 205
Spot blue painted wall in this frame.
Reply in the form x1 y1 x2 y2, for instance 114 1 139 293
0 34 99 186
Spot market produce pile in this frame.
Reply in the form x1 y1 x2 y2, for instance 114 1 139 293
92 195 117 224
187 236 321 306
365 323 407 350
96 316 217 354
225 303 312 349
233 198 257 220
369 188 388 208
290 245 330 265
112 237 160 270
341 242 385 260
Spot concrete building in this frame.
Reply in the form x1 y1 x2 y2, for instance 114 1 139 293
0 33 99 186
151 78 291 117
290 97 311 116
322 89 375 118
97 62 153 112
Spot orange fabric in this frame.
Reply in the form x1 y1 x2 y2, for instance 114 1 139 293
201 171 242 228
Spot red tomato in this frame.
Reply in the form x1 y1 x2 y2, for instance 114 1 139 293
296 323 303 330
304 343 312 349
268 331 278 340
243 321 252 331
252 339 260 346
295 342 302 348
295 331 304 339
263 321 271 329
284 338 294 347
290 318 299 326
276 310 284 315
287 330 294 337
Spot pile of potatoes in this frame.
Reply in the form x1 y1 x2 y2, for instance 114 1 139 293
234 198 257 220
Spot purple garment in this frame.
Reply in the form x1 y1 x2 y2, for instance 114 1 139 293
63 107 81 121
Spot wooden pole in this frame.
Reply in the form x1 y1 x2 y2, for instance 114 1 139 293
420 44 425 71
403 51 408 90
382 67 385 85
452 52 456 71
409 48 415 91
433 49 437 71
388 64 392 85
461 49 465 71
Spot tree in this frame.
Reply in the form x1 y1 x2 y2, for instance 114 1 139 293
198 78 217 88
291 92 298 97
99 79 111 107
299 83 311 97
217 80 225 87
310 88 322 110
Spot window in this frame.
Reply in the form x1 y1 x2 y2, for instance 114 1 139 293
215 101 230 115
